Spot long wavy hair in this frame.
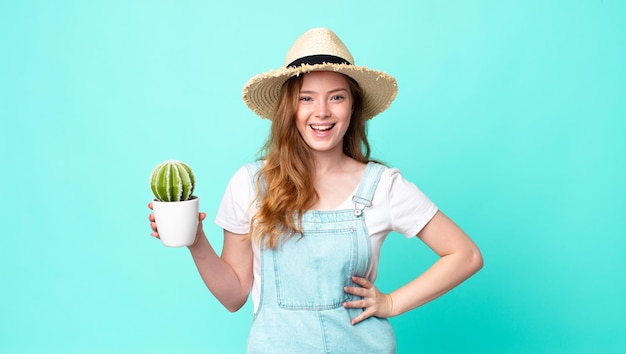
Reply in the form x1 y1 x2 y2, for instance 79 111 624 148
250 72 369 248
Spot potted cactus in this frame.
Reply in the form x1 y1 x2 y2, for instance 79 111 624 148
150 160 199 247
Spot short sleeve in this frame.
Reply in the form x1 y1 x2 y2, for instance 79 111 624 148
215 165 256 235
387 168 438 237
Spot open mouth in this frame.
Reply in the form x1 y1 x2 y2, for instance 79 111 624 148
310 124 335 132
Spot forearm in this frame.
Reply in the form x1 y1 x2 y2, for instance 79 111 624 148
388 249 483 317
188 235 251 312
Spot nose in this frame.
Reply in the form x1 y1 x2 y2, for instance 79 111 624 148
315 101 331 118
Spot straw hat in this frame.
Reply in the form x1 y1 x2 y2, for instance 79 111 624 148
242 28 398 120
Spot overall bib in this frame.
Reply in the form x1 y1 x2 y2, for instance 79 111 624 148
245 162 396 354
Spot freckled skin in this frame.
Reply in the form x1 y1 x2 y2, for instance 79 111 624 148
295 71 354 155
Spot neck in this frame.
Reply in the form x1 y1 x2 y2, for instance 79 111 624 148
311 151 354 174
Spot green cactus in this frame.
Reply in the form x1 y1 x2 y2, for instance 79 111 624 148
150 160 195 202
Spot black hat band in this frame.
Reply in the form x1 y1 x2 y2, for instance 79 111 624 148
287 54 351 68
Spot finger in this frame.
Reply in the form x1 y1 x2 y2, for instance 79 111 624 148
344 286 368 297
351 309 374 325
351 276 372 288
342 299 367 309
148 202 153 210
199 212 207 221
148 214 155 222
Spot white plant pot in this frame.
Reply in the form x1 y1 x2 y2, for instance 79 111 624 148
152 197 199 247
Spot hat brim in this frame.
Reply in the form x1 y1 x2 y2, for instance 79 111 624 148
242 63 397 120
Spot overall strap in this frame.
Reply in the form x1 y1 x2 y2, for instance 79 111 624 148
352 162 385 216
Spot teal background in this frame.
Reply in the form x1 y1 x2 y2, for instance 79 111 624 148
1 1 624 353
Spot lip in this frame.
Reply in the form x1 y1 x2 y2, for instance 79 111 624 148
309 123 335 130
308 123 335 137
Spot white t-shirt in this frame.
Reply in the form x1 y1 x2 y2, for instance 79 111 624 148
215 163 438 313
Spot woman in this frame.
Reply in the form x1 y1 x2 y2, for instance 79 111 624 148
149 28 483 353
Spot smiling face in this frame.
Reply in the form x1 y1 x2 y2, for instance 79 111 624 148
295 71 354 156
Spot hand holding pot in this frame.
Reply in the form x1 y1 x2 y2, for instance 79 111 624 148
148 202 207 247
149 160 200 247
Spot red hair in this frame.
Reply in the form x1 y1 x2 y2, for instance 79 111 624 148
250 73 369 248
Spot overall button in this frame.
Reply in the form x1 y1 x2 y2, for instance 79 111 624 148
354 209 362 217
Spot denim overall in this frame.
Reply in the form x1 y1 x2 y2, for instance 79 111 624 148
245 161 396 354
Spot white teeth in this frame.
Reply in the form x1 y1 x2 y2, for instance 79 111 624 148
311 124 334 131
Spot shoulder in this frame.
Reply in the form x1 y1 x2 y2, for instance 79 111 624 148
373 163 403 187
224 160 266 192
373 164 438 236
374 163 430 201
232 160 265 179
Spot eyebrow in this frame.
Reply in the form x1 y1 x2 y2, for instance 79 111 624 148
299 88 349 94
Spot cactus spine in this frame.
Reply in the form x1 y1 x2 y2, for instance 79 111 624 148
150 160 195 202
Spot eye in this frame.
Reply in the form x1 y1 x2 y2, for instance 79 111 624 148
331 95 345 101
299 96 312 102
